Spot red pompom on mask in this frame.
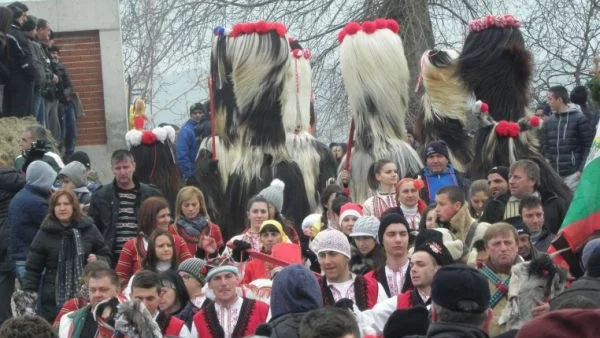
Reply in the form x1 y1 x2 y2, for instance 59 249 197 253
530 115 541 127
362 21 377 34
480 102 489 113
141 131 157 145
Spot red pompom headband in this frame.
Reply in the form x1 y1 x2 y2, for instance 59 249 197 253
229 20 287 38
338 18 400 43
468 14 521 32
397 177 425 191
292 48 312 59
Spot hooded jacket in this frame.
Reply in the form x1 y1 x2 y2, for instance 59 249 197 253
541 107 595 176
269 264 323 338
419 165 470 205
7 161 56 266
0 166 25 272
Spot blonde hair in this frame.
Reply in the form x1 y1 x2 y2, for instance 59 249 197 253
483 222 518 246
174 186 209 222
0 152 11 166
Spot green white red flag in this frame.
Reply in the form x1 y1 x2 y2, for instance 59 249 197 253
549 120 600 276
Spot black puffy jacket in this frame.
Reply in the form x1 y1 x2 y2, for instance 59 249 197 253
541 108 595 176
21 216 111 322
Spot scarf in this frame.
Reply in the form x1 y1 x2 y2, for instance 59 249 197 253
401 204 421 230
480 264 511 309
177 215 209 237
56 226 85 308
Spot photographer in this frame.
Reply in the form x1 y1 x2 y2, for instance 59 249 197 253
14 125 63 173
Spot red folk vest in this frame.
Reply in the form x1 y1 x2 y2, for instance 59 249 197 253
192 298 269 338
163 316 186 337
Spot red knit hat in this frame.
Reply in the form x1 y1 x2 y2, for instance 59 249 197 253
339 202 363 221
516 309 600 338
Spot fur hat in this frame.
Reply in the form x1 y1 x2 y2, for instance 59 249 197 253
58 161 87 188
431 264 490 313
425 140 449 159
488 166 509 182
432 228 464 261
314 229 351 259
414 240 454 266
378 213 410 244
258 179 285 212
350 216 380 242
339 203 363 221
383 307 429 338
177 258 207 285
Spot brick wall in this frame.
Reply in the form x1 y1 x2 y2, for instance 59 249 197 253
54 31 107 146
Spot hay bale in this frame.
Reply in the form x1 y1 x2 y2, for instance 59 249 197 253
0 117 58 165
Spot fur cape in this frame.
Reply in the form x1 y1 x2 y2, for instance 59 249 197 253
456 16 542 178
339 20 423 203
418 49 474 172
197 22 335 240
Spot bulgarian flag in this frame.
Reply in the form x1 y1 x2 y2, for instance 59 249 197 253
549 121 600 276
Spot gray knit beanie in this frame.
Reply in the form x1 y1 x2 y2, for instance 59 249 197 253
177 258 207 285
258 179 285 212
350 216 380 242
26 160 57 191
57 161 87 188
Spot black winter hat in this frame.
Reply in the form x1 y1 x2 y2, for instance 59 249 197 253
190 101 208 115
488 166 509 182
68 151 91 169
425 140 449 159
587 245 600 278
413 229 443 249
431 264 490 313
414 240 454 267
378 213 410 244
383 307 430 338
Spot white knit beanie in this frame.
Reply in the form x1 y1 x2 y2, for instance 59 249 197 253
314 229 351 259
258 179 285 212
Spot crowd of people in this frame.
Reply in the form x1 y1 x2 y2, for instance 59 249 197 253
1 5 600 338
0 2 78 157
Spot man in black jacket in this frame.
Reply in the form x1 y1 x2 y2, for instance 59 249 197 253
49 45 76 156
87 150 161 267
480 160 567 234
542 85 595 191
3 2 35 118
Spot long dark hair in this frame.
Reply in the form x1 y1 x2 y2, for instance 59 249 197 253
158 270 190 315
137 196 170 236
143 229 178 271
0 7 12 38
367 159 396 190
320 184 343 225
418 205 436 230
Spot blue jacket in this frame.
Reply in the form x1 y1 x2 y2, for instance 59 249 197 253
419 164 470 205
7 185 51 265
176 119 199 179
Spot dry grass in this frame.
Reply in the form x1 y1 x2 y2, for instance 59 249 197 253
0 117 57 165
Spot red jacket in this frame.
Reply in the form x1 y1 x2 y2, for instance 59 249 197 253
192 298 269 338
163 315 186 336
115 231 192 287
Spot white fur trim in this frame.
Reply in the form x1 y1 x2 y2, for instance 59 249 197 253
125 129 143 148
163 125 176 143
152 127 168 143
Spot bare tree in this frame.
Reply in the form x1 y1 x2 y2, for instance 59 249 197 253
521 0 600 105
119 0 600 136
